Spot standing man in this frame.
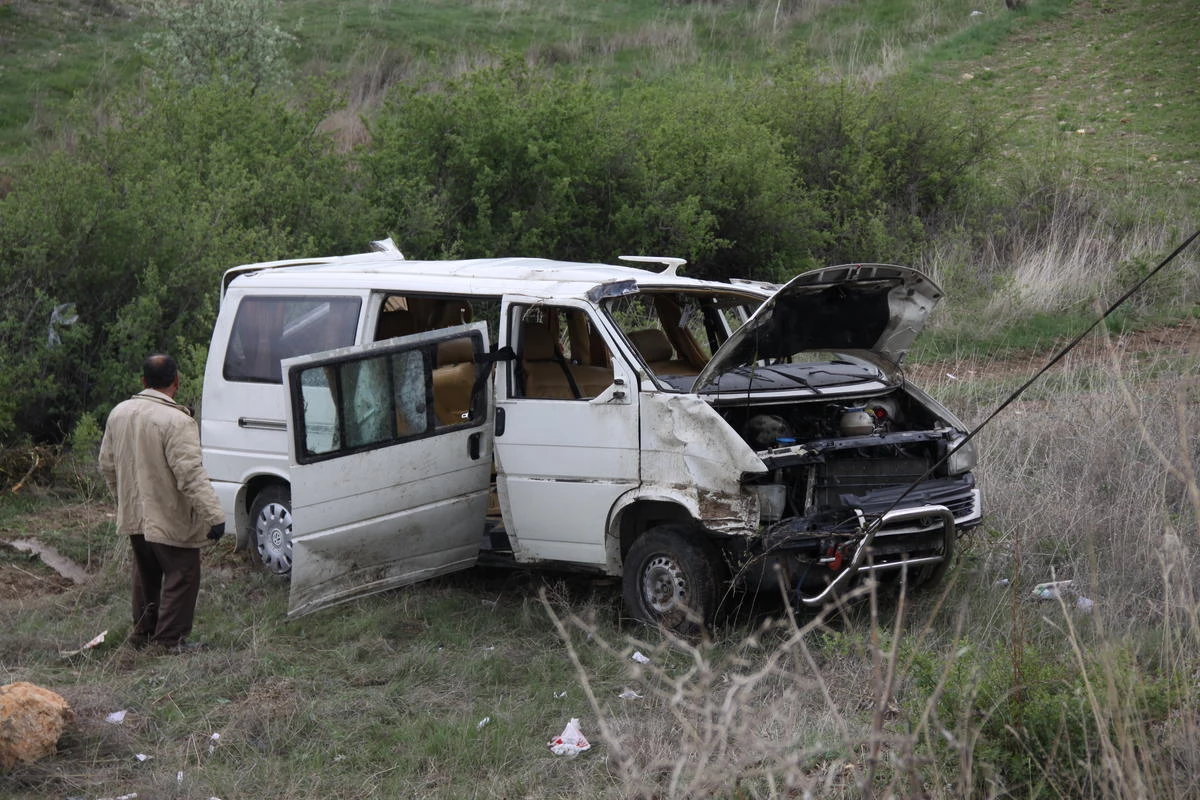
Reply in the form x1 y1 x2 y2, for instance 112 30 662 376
99 353 226 652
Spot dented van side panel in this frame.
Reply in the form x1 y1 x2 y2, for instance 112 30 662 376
637 392 767 535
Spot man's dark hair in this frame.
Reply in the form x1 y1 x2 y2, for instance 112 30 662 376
142 353 179 390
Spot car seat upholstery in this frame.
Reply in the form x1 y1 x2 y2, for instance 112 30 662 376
432 337 477 425
521 322 612 399
628 328 697 375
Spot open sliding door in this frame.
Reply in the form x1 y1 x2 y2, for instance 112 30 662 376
282 323 493 616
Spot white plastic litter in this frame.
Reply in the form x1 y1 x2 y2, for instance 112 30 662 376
134 754 152 762
631 651 650 664
1076 596 1095 613
477 717 491 730
208 732 221 753
1032 580 1074 600
554 691 567 699
618 688 642 699
60 630 108 658
105 710 128 725
548 718 591 756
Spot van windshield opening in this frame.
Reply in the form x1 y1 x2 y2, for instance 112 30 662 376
601 290 761 385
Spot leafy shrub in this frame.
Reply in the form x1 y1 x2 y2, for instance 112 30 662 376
361 63 634 262
140 0 297 90
362 61 991 283
0 79 368 443
758 66 996 267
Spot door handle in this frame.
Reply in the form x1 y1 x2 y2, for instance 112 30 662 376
468 432 481 460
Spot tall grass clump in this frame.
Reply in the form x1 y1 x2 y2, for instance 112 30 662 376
903 332 1199 796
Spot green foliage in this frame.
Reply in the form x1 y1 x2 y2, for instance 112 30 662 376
758 69 995 267
141 0 298 90
611 74 827 282
0 78 370 442
363 61 990 283
904 638 1181 797
362 64 632 261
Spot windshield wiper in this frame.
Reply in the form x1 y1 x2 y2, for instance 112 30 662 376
734 364 823 393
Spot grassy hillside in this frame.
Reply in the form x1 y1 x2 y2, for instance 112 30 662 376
3 0 1197 207
1 4 1199 797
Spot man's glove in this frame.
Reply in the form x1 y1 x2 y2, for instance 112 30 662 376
207 523 226 541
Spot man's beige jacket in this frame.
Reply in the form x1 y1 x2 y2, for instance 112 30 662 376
99 389 224 548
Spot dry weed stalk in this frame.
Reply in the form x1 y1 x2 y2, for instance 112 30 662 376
543 581 963 799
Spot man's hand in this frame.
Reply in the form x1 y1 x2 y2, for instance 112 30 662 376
207 523 226 541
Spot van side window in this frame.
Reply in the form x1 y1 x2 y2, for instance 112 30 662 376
290 332 487 463
374 294 502 347
512 305 614 400
224 296 362 383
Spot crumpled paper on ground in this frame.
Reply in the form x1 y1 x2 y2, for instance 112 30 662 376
547 717 591 756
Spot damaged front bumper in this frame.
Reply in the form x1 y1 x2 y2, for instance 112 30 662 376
791 504 956 605
745 491 976 606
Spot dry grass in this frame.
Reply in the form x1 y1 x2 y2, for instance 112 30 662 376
527 321 1200 799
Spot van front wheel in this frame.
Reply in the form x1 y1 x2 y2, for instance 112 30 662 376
250 486 293 577
622 526 720 636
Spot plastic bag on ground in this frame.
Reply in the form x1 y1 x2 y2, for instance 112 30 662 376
548 717 591 756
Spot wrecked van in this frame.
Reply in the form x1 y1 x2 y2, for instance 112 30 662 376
200 241 981 631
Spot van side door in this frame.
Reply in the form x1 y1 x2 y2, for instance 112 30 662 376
494 298 639 569
282 323 493 617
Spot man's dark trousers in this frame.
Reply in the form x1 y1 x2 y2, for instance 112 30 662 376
129 534 201 646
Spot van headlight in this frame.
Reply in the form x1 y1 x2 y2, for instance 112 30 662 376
945 435 976 476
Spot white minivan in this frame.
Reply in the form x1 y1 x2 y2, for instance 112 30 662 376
200 240 981 631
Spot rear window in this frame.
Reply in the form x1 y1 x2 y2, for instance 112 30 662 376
223 296 362 383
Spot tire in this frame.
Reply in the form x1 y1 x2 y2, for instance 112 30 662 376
622 526 722 636
249 485 293 576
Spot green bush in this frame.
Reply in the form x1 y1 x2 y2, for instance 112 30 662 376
905 638 1182 797
363 61 992 282
361 63 633 261
0 80 368 442
759 68 996 267
140 0 297 90
0 59 991 444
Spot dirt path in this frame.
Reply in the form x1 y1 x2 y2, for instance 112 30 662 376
909 317 1200 384
0 500 111 599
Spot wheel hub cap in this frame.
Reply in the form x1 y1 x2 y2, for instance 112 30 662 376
642 555 688 614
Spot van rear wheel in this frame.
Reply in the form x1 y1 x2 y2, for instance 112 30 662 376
622 526 720 636
250 486 293 576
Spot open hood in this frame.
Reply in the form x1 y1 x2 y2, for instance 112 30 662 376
693 264 942 394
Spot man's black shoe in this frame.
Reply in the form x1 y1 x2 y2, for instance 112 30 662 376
153 640 206 655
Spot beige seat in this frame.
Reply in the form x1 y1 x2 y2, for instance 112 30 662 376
375 308 414 341
521 323 576 399
432 337 476 425
628 328 697 375
521 320 615 399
